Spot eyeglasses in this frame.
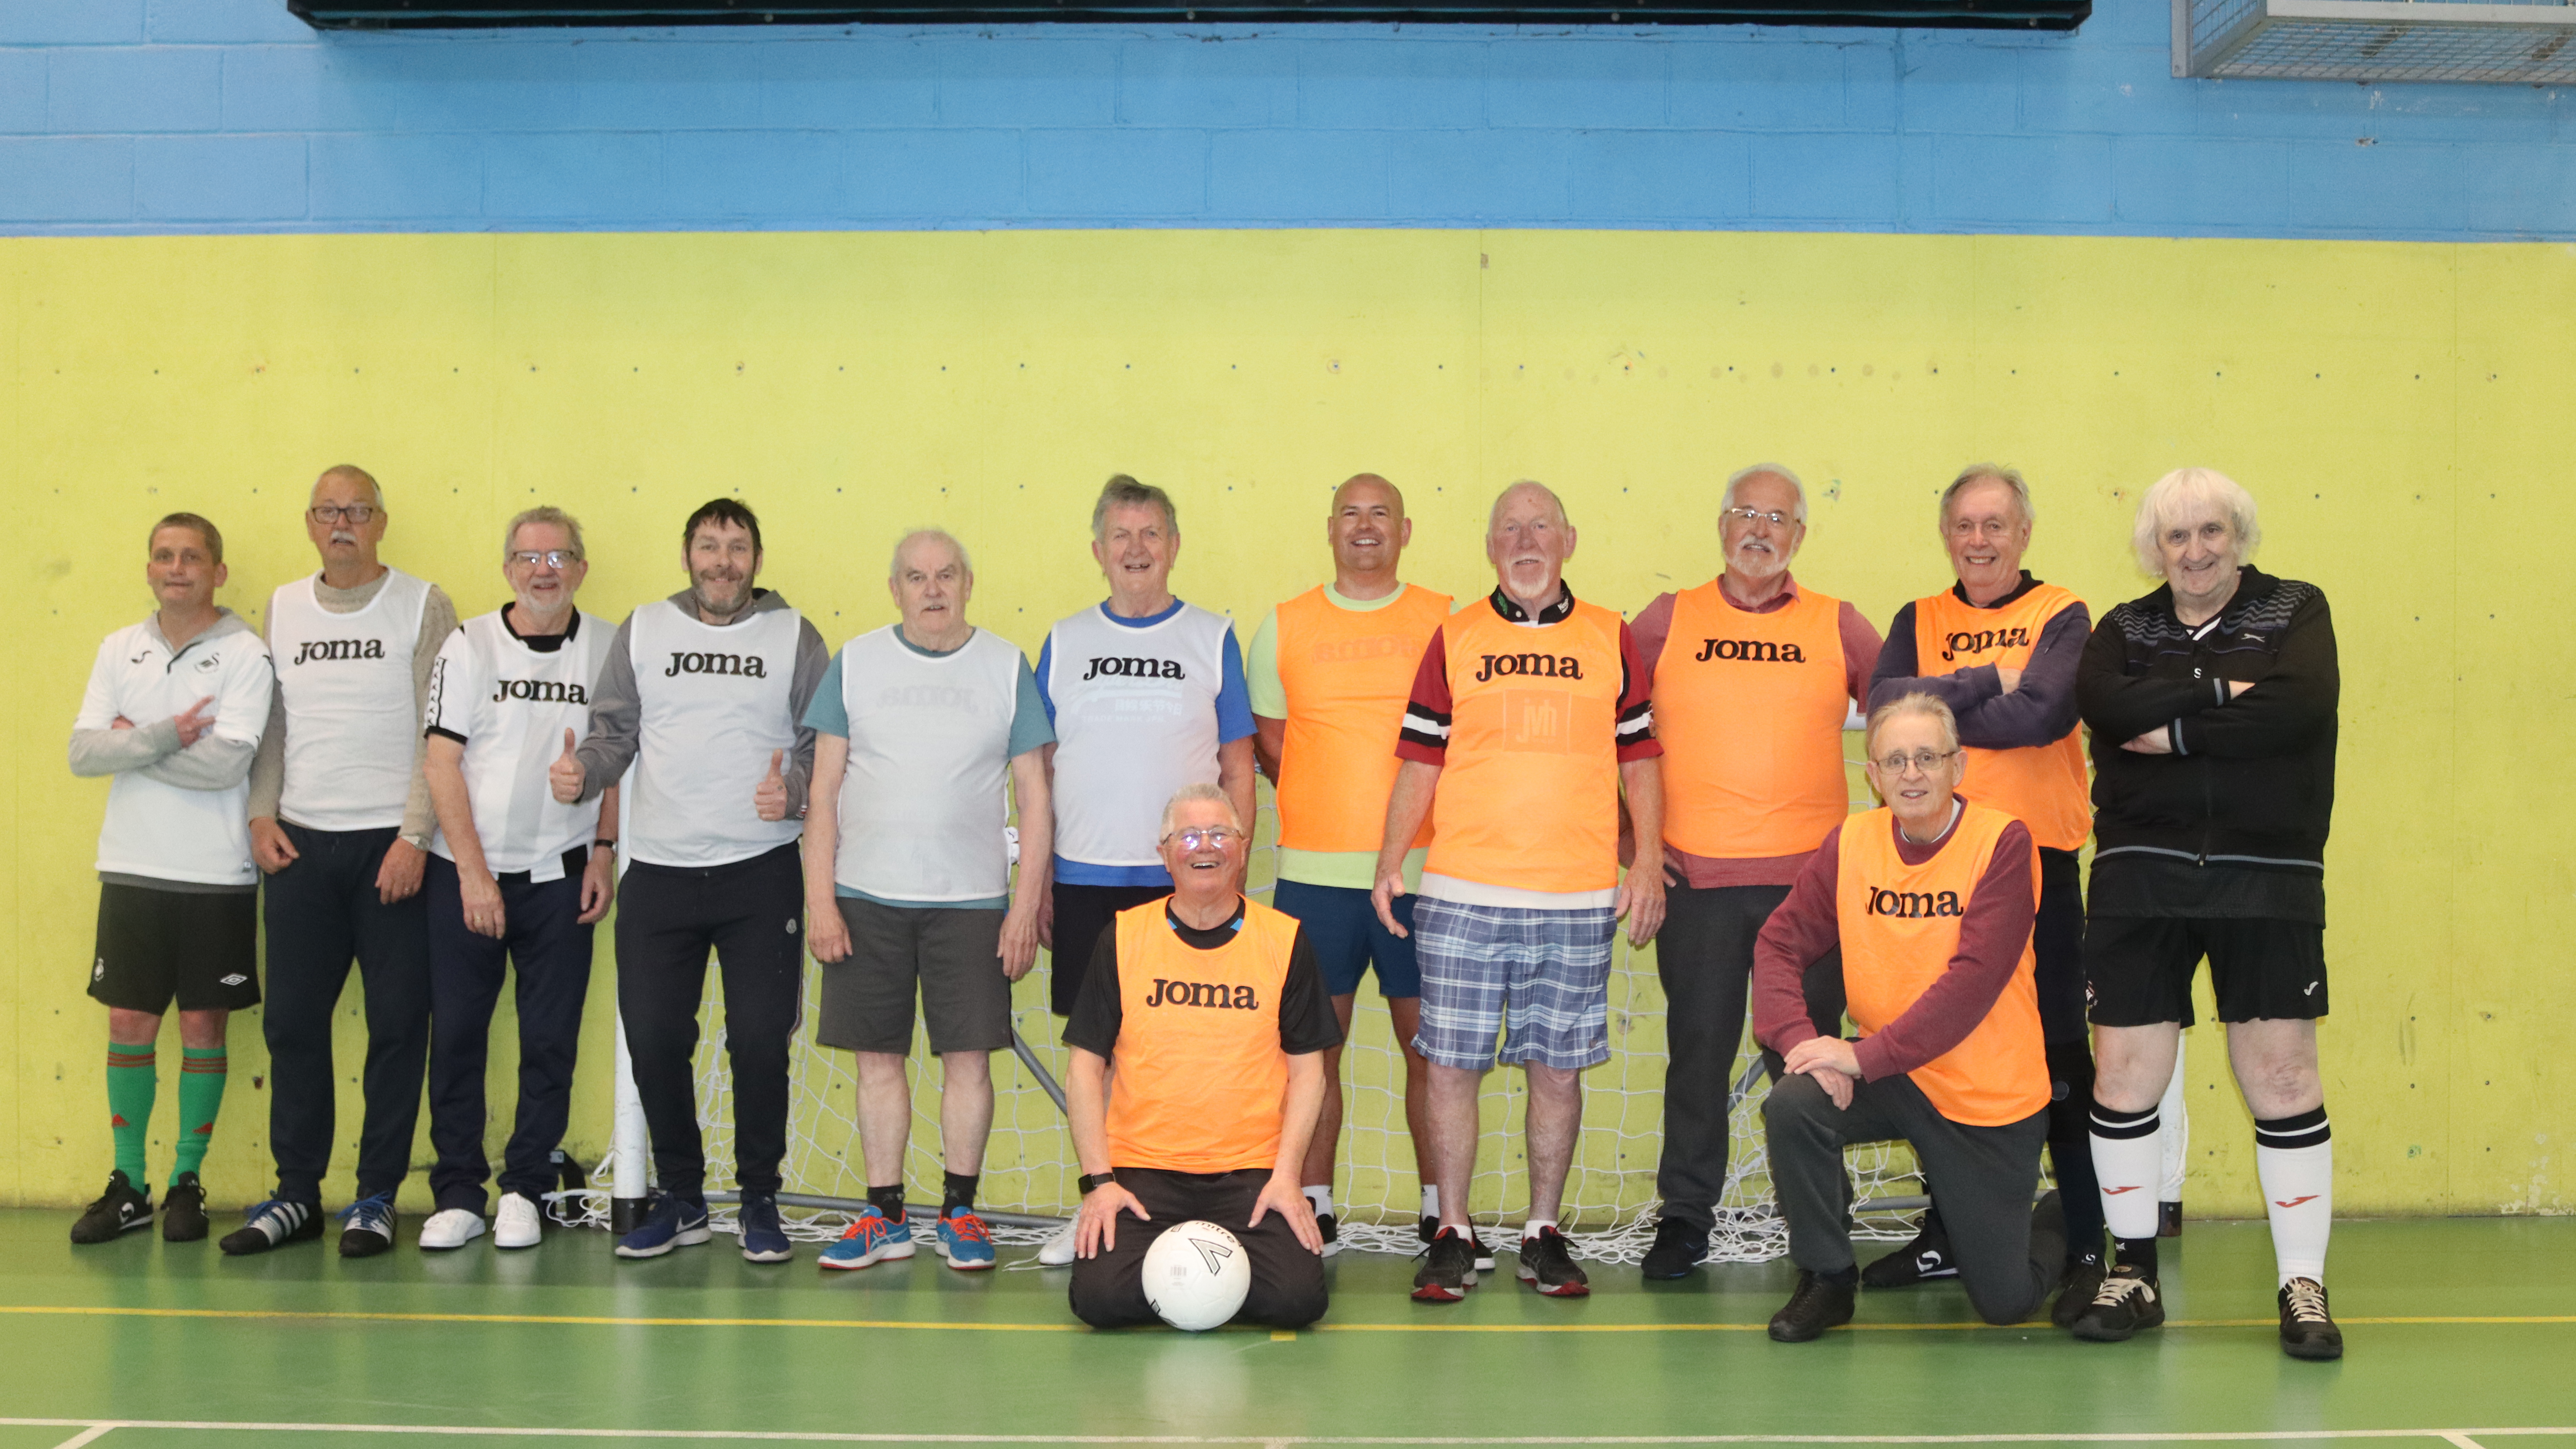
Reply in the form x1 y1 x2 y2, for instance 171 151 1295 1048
1162 827 1241 850
309 504 377 525
1723 506 1796 528
1873 749 1961 776
509 549 582 569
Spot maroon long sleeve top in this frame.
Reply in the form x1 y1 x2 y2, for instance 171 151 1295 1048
1750 804 2037 1083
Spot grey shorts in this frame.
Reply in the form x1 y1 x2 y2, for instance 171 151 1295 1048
816 897 1012 1055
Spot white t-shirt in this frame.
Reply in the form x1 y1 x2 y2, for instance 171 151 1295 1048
268 568 432 833
623 597 805 869
1042 600 1236 871
75 617 273 887
825 625 1027 903
423 607 615 880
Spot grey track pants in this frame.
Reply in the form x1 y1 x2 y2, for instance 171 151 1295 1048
1763 1068 2062 1325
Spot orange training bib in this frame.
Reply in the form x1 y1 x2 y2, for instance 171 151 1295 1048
1105 898 1303 1174
1272 584 1452 856
1910 584 2091 853
1654 581 1850 859
1423 600 1625 893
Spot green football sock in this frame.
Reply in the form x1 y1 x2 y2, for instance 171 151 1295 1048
106 1040 157 1185
173 1047 227 1184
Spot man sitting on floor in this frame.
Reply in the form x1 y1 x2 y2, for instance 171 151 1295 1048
1062 784 1339 1330
1752 692 2065 1341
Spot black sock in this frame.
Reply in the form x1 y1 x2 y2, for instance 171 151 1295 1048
1821 1265 1860 1288
941 1172 979 1218
2112 1235 2159 1279
867 1184 905 1221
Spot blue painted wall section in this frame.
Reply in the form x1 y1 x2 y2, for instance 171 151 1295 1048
0 0 2569 237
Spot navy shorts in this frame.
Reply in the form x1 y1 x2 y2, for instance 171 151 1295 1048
1269 879 1421 1000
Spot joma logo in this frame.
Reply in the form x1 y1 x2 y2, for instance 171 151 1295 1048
1081 656 1185 682
1939 626 2031 663
291 639 386 666
664 651 769 678
1694 638 1807 664
493 679 588 704
1867 887 1963 919
1474 652 1582 683
1143 978 1260 1010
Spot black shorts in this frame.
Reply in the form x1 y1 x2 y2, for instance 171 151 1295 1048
2083 915 2327 1028
815 897 1012 1055
89 882 260 1013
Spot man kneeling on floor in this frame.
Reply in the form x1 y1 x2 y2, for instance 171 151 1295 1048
1753 692 2065 1342
1063 783 1338 1330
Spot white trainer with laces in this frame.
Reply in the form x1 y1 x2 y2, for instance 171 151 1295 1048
418 1208 487 1251
493 1193 543 1250
1038 1218 1078 1267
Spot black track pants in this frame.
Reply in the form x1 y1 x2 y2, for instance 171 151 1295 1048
614 842 804 1199
1068 1167 1329 1330
261 822 432 1204
1653 881 1846 1233
425 853 596 1214
1765 1070 2060 1325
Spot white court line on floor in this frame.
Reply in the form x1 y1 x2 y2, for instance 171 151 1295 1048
2 1424 2572 1445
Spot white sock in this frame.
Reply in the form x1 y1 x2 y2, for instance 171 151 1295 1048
1522 1217 1556 1240
2254 1107 2333 1285
2089 1099 2164 1242
2157 1056 2191 1200
1420 1186 1438 1219
1302 1185 1333 1217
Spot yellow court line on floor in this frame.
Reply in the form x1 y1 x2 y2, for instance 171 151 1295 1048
2 1304 2573 1334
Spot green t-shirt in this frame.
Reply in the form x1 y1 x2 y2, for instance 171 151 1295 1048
1248 584 1431 894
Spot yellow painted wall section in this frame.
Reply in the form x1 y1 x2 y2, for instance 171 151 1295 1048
4 231 2568 1218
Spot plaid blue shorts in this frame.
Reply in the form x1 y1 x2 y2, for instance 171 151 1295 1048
1408 896 1616 1072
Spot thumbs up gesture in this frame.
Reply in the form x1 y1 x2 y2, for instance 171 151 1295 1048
753 748 788 821
549 727 586 804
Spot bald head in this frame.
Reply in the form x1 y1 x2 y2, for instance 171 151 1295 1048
1334 473 1405 516
1488 480 1570 536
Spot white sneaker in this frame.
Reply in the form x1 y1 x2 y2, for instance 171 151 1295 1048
493 1193 542 1250
418 1208 487 1251
1038 1218 1077 1267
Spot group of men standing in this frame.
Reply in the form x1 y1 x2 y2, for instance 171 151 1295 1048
68 458 2342 1361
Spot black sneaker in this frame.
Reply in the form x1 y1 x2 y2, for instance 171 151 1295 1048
2159 1199 2184 1238
337 1191 397 1258
1861 1219 1960 1289
1411 1226 1479 1302
1417 1214 1495 1271
1515 1226 1590 1298
2278 1278 2343 1361
2068 1265 2165 1342
220 1197 323 1255
70 1171 153 1244
1640 1217 1708 1280
1768 1269 1857 1342
1314 1211 1341 1259
2051 1252 2107 1329
162 1172 209 1243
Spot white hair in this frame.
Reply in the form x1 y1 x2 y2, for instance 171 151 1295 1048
1158 782 1244 837
1863 691 1961 760
1487 480 1571 535
504 505 585 563
889 527 972 582
1723 464 1807 524
1941 464 2034 529
2132 468 2260 575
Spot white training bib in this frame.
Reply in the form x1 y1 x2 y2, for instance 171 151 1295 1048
79 618 274 887
425 609 615 879
269 568 432 833
832 626 1024 902
624 598 803 869
1044 602 1232 869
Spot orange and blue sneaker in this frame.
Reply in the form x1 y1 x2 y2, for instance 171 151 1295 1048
933 1210 996 1270
819 1204 913 1270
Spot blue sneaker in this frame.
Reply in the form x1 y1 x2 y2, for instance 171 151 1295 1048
738 1192 793 1264
614 1194 711 1259
933 1210 996 1271
818 1205 913 1271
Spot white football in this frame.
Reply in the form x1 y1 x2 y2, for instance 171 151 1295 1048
1141 1219 1251 1332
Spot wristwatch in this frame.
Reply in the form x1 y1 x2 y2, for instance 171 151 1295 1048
1077 1171 1117 1195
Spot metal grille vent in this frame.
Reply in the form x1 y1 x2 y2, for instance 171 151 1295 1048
2177 0 2576 82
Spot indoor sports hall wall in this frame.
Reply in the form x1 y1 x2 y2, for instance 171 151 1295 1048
6 229 2570 1220
4 0 2571 1222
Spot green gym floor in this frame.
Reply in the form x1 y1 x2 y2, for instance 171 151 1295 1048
0 1211 2567 1448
